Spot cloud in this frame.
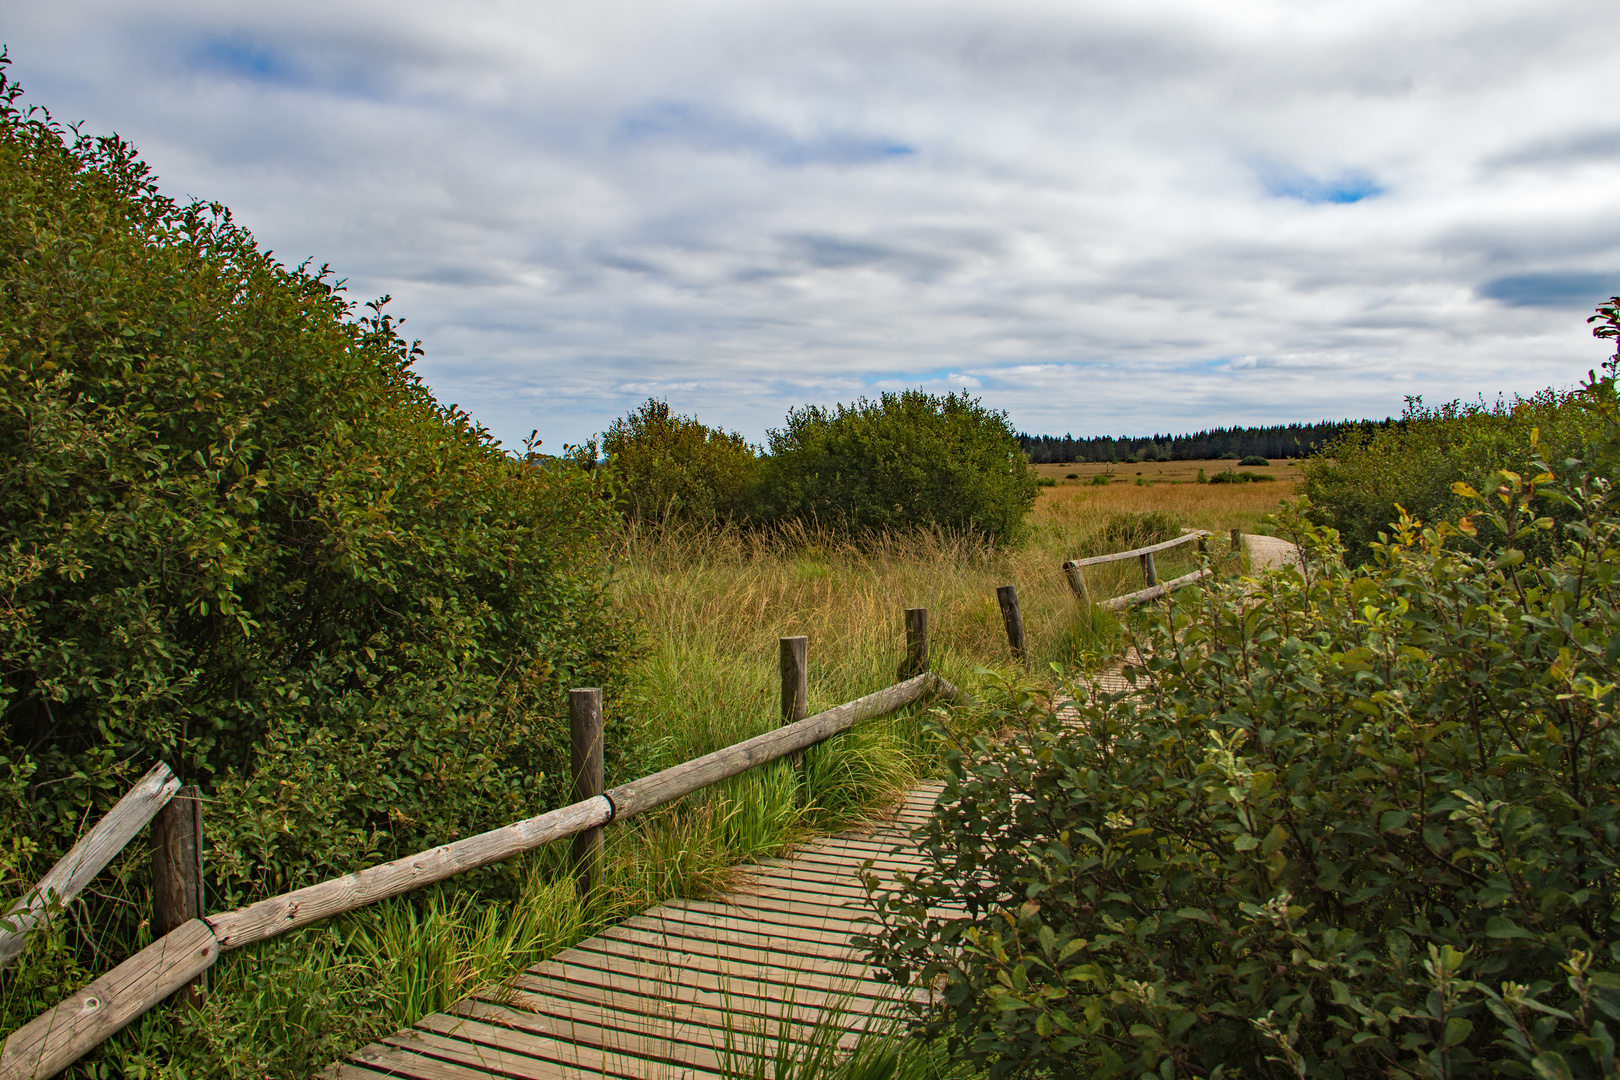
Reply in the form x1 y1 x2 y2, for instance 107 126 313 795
3 0 1618 448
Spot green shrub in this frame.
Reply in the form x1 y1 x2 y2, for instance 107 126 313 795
1240 454 1270 466
863 455 1620 1077
1036 476 1057 488
0 55 633 1005
1208 469 1278 484
600 398 759 525
1302 391 1601 564
1088 474 1112 487
747 390 1038 544
1065 473 1079 480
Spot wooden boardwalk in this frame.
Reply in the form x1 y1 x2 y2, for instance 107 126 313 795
331 783 944 1080
328 536 1302 1080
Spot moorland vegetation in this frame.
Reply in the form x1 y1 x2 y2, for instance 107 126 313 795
864 301 1620 1078
7 42 1620 1080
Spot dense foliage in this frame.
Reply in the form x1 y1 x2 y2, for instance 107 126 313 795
864 347 1620 1078
0 54 632 997
747 390 1038 544
1302 391 1601 564
598 398 758 525
1020 422 1368 465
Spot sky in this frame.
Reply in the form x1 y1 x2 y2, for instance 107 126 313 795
5 0 1619 450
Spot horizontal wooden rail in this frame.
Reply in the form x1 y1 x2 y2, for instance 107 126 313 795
0 672 961 1080
1098 568 1213 611
0 763 180 972
1063 529 1210 570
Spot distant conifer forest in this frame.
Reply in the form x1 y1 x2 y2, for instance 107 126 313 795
1018 419 1392 463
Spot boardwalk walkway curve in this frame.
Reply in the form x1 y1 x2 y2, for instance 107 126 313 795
334 784 946 1080
333 533 1304 1080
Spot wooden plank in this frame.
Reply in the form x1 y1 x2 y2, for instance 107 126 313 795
1098 567 1212 612
340 1045 494 1080
519 950 874 1018
1065 529 1211 569
381 1029 575 1080
489 969 859 1047
620 912 873 966
0 762 179 971
439 1001 731 1077
0 919 217 1080
566 935 881 1002
596 924 874 987
607 674 953 821
208 797 612 950
416 1012 721 1080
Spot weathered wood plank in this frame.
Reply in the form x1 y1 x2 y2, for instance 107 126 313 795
597 924 875 986
208 797 612 950
0 919 216 1080
606 673 953 821
489 970 858 1044
567 935 879 1001
1098 567 1213 611
0 762 179 971
437 1003 731 1077
1065 529 1212 568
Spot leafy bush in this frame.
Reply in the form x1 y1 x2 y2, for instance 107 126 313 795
599 398 759 525
1208 469 1278 485
747 390 1038 545
1241 455 1270 466
1302 391 1601 564
863 407 1620 1077
0 54 633 998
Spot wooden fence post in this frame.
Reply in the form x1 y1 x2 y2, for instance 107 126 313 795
1140 552 1159 587
570 689 604 900
901 608 929 678
996 585 1026 662
780 636 808 724
151 784 206 1007
1063 561 1091 606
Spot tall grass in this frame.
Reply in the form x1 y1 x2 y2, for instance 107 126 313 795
15 480 1289 1077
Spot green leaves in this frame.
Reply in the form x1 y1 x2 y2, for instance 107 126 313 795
0 60 635 1015
747 390 1039 545
863 482 1620 1077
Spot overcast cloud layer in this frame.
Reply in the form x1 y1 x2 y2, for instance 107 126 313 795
6 0 1619 448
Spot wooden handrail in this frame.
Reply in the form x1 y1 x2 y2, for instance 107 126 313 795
0 763 180 971
1098 568 1213 611
0 672 961 1080
1063 529 1211 569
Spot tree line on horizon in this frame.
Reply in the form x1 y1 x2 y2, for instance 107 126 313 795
1018 419 1395 463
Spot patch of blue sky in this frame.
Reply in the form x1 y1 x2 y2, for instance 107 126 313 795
617 101 914 166
1263 169 1384 205
193 37 300 85
1478 272 1619 308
